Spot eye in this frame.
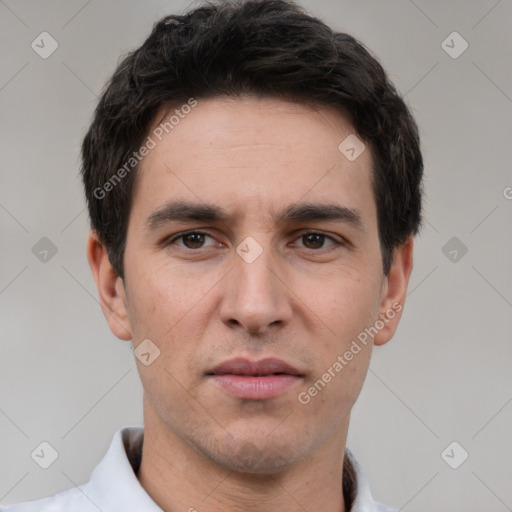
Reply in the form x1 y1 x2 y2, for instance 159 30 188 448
167 231 217 249
292 232 340 250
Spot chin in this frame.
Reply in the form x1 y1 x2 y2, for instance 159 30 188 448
200 433 310 475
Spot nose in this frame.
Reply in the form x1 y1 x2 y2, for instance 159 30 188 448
219 243 293 335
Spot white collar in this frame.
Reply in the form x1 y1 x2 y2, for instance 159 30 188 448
5 426 395 512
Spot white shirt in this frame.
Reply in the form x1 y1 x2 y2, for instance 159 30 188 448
3 427 396 512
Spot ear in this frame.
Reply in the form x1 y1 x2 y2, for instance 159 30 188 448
373 237 414 346
86 230 132 341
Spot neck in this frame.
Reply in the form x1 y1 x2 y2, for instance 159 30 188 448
137 403 349 512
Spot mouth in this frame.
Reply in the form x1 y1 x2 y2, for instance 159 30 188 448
206 357 305 400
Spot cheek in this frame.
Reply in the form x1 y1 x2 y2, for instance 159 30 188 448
309 269 382 338
126 262 215 379
125 257 204 336
298 344 372 436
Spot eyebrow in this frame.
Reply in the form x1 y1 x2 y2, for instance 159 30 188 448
275 202 364 230
145 200 365 232
145 201 228 230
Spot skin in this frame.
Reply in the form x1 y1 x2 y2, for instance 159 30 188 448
87 96 413 512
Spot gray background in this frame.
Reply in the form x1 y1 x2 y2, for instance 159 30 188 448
1 0 511 510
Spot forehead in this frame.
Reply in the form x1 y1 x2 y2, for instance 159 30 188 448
132 96 375 224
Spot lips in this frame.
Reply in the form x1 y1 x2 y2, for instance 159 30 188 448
208 357 303 377
207 357 304 400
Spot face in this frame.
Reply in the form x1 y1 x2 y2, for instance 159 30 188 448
89 96 412 474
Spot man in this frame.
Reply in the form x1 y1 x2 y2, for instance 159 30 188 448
4 0 422 510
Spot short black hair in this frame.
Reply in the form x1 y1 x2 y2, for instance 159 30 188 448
81 0 423 279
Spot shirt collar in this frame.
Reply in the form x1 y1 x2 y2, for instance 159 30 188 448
86 426 390 512
87 427 162 511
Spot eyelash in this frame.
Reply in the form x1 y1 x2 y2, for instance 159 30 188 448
165 230 343 251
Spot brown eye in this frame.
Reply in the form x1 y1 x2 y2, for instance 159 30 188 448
167 231 216 249
181 232 206 248
302 233 325 249
297 232 337 250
